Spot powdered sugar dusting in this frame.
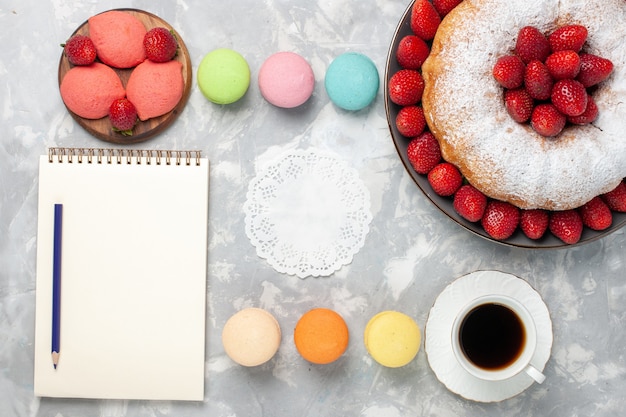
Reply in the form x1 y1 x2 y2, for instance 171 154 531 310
422 0 626 210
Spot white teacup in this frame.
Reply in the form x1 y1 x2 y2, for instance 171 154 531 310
451 294 546 384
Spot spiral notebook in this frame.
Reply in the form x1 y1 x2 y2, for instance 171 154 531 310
33 148 209 401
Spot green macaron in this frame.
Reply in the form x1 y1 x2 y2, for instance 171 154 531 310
197 48 250 104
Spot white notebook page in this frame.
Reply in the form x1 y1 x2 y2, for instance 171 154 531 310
34 150 209 401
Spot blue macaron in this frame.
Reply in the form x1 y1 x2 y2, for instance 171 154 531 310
324 52 379 111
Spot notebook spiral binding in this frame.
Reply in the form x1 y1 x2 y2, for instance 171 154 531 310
48 148 202 166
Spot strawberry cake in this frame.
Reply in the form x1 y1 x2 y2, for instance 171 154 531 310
421 0 626 211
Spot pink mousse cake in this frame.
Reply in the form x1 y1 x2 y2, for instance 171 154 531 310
60 62 125 119
126 59 184 121
88 10 146 69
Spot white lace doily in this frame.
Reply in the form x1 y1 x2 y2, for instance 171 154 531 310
244 149 372 278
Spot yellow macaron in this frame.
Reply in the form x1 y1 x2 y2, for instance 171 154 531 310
364 311 421 368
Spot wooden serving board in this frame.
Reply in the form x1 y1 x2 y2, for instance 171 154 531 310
58 9 192 144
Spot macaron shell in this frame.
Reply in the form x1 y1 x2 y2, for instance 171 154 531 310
258 52 315 108
222 308 281 367
324 52 379 111
364 311 421 368
294 308 349 365
197 48 250 104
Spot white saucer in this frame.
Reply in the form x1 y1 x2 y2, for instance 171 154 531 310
424 270 553 402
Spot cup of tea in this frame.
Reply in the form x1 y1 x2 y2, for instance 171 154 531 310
451 294 545 384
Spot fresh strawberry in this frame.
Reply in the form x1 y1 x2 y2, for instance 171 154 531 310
576 54 614 88
433 0 462 17
548 24 588 53
453 184 488 222
395 105 426 137
62 35 97 66
520 209 549 240
551 79 587 117
579 196 613 231
524 60 553 100
396 35 430 70
545 50 581 80
567 94 598 125
410 0 442 41
549 210 583 244
504 88 534 123
493 55 526 89
531 103 566 137
109 98 138 136
602 181 626 212
427 162 463 196
406 132 442 174
515 26 550 64
481 200 520 240
143 27 178 62
388 69 425 106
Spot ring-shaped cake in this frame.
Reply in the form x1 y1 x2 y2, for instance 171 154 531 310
422 0 626 211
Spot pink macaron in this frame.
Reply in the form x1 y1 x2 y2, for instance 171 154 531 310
258 52 315 108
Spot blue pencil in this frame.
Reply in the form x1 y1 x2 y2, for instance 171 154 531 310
52 204 63 369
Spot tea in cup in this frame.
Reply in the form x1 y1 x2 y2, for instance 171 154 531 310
451 294 545 383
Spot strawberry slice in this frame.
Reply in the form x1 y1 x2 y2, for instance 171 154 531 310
410 0 442 41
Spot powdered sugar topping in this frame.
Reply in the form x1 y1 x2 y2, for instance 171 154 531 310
422 0 626 210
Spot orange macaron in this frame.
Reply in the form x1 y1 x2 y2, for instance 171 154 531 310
294 308 349 364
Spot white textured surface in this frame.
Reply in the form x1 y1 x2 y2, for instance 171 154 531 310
1 0 626 416
423 0 626 210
